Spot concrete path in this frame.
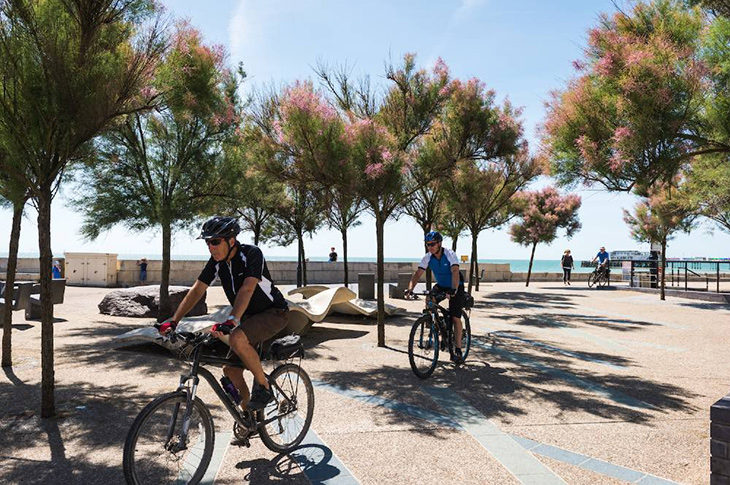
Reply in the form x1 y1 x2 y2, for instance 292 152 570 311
1 282 728 484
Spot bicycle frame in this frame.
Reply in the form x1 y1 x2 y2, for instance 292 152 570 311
170 336 301 448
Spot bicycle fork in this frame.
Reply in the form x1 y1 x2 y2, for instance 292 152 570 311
167 373 200 452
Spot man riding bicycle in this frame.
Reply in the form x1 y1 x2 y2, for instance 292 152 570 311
591 246 610 277
405 231 465 363
159 216 290 411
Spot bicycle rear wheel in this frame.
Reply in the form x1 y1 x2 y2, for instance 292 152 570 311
259 363 315 453
123 392 214 485
459 311 472 362
408 315 440 379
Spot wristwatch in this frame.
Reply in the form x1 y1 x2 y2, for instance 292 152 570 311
225 315 240 325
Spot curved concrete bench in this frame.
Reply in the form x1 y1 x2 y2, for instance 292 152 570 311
114 286 407 347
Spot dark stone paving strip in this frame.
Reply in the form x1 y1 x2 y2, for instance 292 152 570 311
512 436 679 484
290 427 360 485
423 385 567 484
311 380 678 484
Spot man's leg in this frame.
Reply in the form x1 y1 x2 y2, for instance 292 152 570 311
452 316 463 350
223 364 250 406
228 328 269 388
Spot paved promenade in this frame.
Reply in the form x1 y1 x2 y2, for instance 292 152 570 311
1 282 729 484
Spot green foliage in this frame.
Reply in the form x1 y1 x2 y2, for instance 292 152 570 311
685 155 730 232
0 0 164 194
541 0 708 192
623 178 696 244
74 22 242 240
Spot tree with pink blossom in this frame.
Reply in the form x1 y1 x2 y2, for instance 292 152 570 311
440 79 540 292
315 54 452 346
509 187 582 287
541 0 723 193
624 178 696 300
263 81 361 286
74 22 244 320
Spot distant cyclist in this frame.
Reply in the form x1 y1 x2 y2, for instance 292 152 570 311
405 231 465 363
591 246 610 277
159 216 289 411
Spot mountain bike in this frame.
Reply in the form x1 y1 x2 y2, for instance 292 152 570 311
122 330 314 485
588 264 610 288
407 288 472 379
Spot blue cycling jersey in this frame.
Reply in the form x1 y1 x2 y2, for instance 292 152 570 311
596 251 609 263
419 248 463 288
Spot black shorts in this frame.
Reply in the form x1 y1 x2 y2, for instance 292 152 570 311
434 284 465 318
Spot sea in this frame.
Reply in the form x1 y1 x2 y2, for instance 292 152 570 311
4 253 729 274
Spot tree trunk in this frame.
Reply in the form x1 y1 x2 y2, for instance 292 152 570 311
660 236 667 301
253 221 261 246
300 236 307 287
468 234 475 294
296 237 302 287
341 227 349 287
158 221 172 322
376 211 385 347
422 227 433 290
474 236 480 292
526 241 537 287
451 237 457 252
2 203 23 368
37 188 55 418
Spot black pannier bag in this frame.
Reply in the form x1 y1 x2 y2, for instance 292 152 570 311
269 335 304 360
464 293 475 310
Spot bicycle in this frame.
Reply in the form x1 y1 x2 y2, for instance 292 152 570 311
407 288 472 379
122 329 314 485
588 264 610 288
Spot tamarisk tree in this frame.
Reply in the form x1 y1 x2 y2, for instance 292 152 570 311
624 179 696 300
509 187 582 287
76 23 242 321
0 0 164 417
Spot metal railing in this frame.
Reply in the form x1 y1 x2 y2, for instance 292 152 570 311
620 259 730 293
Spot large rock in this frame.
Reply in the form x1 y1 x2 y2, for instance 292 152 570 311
99 285 207 317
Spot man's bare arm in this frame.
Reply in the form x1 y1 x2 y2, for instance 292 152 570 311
408 268 425 293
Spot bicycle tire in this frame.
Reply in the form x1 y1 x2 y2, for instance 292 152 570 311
588 272 597 288
599 273 609 287
460 311 472 362
259 363 315 453
123 392 214 485
408 315 440 379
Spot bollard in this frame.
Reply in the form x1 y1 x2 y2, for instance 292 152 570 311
711 393 730 484
358 273 375 300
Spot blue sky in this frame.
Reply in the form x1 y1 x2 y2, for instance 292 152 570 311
1 0 728 261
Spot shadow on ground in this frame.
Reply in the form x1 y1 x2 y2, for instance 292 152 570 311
0 371 162 484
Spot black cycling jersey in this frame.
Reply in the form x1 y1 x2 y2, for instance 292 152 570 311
198 242 288 315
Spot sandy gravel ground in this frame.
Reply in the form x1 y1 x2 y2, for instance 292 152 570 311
1 281 729 484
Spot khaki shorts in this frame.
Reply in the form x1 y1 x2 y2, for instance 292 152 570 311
237 307 290 345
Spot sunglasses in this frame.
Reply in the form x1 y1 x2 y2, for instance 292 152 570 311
206 238 225 247
426 242 439 247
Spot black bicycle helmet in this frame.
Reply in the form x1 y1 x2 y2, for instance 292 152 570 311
424 231 443 243
198 216 241 240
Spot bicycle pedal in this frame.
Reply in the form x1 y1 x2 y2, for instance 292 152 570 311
231 436 251 448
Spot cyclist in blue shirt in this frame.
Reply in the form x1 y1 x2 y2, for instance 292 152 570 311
591 246 610 277
405 231 465 363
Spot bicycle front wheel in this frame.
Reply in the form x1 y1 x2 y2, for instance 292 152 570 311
588 272 598 288
259 363 315 453
408 315 440 379
123 392 214 485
